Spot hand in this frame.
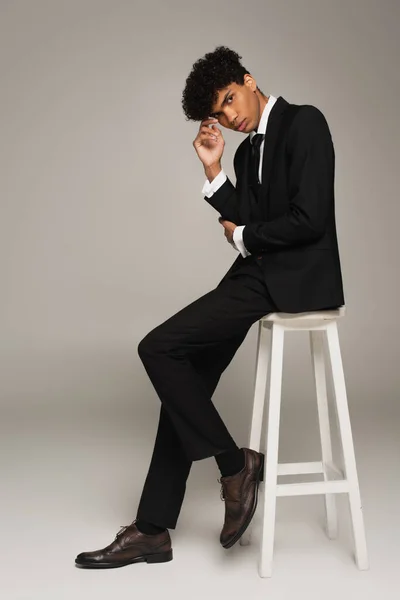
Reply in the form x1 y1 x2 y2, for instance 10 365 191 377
193 117 225 168
219 218 237 244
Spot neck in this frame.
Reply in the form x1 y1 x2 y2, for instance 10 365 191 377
253 93 269 132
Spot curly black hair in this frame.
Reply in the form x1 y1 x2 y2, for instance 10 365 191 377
181 46 263 122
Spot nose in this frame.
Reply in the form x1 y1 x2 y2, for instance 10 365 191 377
221 109 237 127
219 109 237 128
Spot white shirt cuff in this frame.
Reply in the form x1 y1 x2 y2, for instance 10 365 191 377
233 225 251 257
202 169 227 197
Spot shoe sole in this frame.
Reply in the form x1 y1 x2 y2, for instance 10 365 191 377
75 549 173 569
221 452 265 549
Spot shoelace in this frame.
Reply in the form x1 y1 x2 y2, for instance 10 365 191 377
217 477 243 503
114 521 136 540
217 478 225 501
115 525 128 539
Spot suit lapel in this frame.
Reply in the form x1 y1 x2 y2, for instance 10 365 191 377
259 96 290 196
236 140 252 223
236 96 290 223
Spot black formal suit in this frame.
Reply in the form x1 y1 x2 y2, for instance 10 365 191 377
209 95 345 312
135 96 345 530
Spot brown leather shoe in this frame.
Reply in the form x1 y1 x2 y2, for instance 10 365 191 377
218 447 264 549
75 521 173 568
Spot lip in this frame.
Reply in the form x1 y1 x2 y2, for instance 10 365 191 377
237 119 246 131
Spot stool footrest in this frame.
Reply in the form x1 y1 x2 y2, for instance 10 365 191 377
274 479 349 497
277 461 344 478
277 461 323 475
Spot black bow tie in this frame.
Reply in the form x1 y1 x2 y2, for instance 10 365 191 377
250 133 265 187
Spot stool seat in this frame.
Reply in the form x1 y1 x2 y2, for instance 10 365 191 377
240 304 368 577
262 306 345 322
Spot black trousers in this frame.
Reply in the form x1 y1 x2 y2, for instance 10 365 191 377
136 254 278 529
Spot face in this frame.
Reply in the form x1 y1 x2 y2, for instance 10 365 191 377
209 75 265 133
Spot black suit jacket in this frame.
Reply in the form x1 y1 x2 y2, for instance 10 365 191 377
204 96 345 313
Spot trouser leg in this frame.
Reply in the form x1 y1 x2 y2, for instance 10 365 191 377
135 259 277 529
137 261 276 462
136 331 247 529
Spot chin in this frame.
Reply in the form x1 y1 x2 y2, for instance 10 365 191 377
243 119 252 132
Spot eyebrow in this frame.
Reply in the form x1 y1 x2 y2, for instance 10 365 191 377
211 89 233 116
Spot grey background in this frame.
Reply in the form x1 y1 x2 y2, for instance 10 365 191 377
0 1 399 598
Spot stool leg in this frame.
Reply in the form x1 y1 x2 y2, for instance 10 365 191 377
249 321 271 452
325 322 369 570
259 324 284 578
310 330 338 539
240 321 270 547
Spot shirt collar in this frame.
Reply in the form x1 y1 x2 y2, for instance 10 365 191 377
249 95 277 143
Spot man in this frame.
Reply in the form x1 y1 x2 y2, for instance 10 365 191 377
75 45 344 569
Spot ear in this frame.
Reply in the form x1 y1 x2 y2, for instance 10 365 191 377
243 73 256 92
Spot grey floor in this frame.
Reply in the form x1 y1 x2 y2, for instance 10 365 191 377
1 401 398 600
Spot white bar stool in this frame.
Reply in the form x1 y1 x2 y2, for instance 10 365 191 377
240 307 369 578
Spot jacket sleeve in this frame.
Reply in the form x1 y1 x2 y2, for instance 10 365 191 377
242 106 335 253
203 145 245 224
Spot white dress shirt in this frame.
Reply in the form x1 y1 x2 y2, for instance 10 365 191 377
202 95 277 257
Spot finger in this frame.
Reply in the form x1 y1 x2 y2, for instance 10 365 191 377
201 117 218 126
200 125 221 135
200 126 221 141
199 129 218 140
210 124 221 133
196 131 218 144
209 125 222 139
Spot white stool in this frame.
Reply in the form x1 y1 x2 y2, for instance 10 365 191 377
240 307 369 578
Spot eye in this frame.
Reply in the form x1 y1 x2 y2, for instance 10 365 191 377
212 96 233 118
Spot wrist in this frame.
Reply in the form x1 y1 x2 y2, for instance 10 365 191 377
204 163 222 183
